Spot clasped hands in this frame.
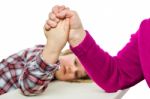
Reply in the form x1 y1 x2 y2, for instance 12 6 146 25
42 5 86 64
44 5 86 51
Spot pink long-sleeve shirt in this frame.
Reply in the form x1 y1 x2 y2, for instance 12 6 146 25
71 18 150 92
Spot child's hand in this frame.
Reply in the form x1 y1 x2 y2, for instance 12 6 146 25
42 19 69 64
45 5 86 47
44 19 69 53
44 5 66 31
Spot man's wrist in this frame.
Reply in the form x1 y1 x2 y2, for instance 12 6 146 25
69 29 86 47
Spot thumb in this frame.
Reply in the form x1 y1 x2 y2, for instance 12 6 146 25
64 18 70 33
56 9 73 19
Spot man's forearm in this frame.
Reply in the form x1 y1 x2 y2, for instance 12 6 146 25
69 29 86 47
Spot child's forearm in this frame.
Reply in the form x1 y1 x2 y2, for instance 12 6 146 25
42 42 60 64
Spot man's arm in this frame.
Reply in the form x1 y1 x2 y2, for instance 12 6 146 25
46 5 144 92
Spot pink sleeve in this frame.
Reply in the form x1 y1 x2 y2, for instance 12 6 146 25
70 29 143 92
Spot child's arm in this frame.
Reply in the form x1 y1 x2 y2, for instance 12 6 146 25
0 19 70 96
0 45 59 95
19 19 69 96
18 45 60 96
42 19 69 65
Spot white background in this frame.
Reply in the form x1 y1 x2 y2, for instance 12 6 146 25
0 0 150 98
